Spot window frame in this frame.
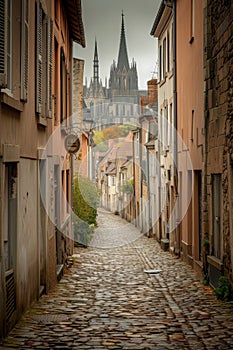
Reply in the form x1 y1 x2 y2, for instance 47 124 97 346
6 0 12 91
212 174 222 260
35 0 52 121
20 0 29 101
0 0 12 90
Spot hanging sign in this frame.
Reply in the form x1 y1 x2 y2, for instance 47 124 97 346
64 134 80 154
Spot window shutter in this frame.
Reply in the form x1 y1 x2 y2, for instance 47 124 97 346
36 0 42 114
20 0 29 101
46 17 53 118
0 0 7 87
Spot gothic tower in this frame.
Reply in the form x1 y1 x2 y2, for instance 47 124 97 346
93 39 99 86
84 39 108 107
109 12 139 104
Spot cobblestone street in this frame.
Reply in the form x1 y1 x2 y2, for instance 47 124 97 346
1 209 233 350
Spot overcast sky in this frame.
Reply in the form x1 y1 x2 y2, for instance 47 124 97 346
74 0 161 90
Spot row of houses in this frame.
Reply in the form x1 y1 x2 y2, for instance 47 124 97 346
98 0 233 291
0 0 85 337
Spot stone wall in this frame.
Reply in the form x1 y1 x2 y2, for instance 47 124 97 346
203 0 233 284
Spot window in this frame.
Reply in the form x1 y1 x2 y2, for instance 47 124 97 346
171 27 174 71
123 104 125 116
167 31 170 73
20 0 29 101
159 108 162 144
0 0 12 89
161 108 168 151
61 169 65 217
134 132 139 158
54 38 59 125
163 38 166 77
4 163 17 271
212 174 222 259
35 0 52 120
60 47 67 123
191 110 194 141
6 0 12 90
159 45 162 81
66 170 70 213
196 170 202 260
169 103 172 147
164 106 168 150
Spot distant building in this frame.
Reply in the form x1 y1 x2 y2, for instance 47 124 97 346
83 12 140 129
97 133 133 213
83 39 108 111
109 12 138 104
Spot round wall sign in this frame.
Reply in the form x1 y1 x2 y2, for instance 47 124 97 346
64 134 80 154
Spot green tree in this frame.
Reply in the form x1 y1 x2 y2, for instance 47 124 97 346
119 179 134 193
73 175 99 246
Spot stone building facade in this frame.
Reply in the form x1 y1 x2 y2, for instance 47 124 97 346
83 13 139 130
203 0 233 287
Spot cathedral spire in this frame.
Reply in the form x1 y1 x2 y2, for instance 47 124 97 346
117 11 129 71
93 38 99 83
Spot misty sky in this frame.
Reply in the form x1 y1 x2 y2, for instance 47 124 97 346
74 0 161 90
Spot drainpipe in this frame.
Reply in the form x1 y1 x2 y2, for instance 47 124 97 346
139 125 143 233
146 120 152 237
172 0 180 255
164 0 178 252
172 0 178 192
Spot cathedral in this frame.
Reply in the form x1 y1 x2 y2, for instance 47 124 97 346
83 12 140 129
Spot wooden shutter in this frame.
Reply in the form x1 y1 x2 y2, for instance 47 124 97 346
0 0 7 87
20 0 29 101
36 0 42 114
46 17 52 118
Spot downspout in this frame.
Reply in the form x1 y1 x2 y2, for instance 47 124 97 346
146 121 152 237
139 126 143 233
132 131 137 226
70 44 74 248
164 0 178 252
172 0 180 255
172 0 178 193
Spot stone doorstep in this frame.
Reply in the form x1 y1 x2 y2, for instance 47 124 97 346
56 264 64 281
161 239 169 251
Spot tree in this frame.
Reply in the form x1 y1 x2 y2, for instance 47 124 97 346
73 175 99 246
119 179 134 194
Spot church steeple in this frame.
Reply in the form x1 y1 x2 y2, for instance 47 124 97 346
93 38 99 83
117 11 129 71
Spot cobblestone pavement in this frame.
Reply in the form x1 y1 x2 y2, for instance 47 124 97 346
1 208 233 350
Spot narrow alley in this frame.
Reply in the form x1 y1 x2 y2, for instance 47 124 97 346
1 209 233 350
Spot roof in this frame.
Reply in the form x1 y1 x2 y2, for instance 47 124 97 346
120 158 132 169
106 162 116 175
64 0 85 47
150 1 172 38
145 139 155 149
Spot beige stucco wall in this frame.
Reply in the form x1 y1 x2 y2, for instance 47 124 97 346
176 0 204 268
17 159 39 309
